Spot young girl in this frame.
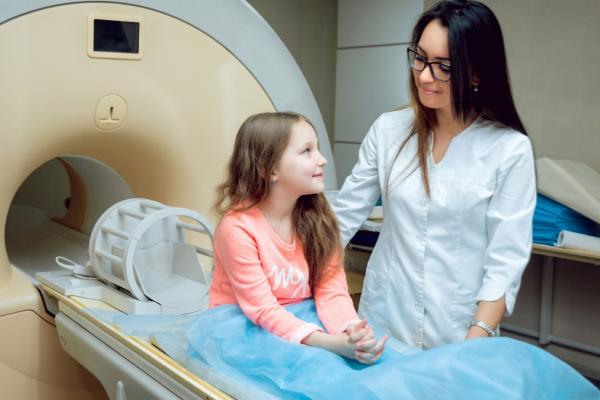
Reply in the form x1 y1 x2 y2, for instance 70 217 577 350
209 111 387 364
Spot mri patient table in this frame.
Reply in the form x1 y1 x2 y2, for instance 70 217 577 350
42 284 231 400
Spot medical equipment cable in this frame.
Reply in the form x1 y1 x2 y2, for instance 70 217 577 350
55 256 98 279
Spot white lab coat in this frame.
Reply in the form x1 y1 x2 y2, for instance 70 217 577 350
333 108 536 348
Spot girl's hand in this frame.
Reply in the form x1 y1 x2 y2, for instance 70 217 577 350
355 335 387 364
346 319 371 343
347 320 380 353
343 320 388 364
334 332 387 364
303 326 387 365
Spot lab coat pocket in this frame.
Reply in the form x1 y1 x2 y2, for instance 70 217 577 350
458 181 494 217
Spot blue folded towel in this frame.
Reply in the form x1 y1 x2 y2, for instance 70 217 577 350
533 194 600 245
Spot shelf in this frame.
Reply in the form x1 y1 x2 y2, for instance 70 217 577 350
532 244 600 265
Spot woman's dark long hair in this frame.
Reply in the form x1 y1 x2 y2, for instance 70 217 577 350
386 0 527 196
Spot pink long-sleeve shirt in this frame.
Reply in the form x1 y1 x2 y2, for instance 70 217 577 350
209 206 359 343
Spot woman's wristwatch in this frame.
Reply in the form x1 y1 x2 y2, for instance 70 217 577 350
468 320 497 337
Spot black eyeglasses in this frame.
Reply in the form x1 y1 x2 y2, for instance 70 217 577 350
407 48 451 82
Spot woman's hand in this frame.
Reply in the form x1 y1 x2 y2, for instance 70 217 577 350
465 326 490 339
464 297 505 340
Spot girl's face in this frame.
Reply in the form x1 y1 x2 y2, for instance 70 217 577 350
273 120 327 197
413 19 452 114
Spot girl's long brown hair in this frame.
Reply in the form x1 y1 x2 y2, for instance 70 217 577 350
215 112 342 293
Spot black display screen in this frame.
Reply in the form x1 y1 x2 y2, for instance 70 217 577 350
93 19 140 53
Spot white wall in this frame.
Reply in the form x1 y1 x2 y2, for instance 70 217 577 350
333 0 422 186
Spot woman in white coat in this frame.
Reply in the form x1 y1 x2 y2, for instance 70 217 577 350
334 0 536 349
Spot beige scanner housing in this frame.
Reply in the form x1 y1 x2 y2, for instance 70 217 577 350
0 2 336 399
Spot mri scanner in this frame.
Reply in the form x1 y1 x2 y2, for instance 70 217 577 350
0 1 337 398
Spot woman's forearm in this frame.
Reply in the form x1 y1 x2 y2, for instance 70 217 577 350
466 295 506 338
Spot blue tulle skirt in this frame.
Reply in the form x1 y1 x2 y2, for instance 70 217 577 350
111 300 599 399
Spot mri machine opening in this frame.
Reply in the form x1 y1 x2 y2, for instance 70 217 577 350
6 156 134 280
0 1 336 399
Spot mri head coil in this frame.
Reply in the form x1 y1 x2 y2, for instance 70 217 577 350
40 198 215 315
89 198 214 314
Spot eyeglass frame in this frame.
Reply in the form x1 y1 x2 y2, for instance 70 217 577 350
406 48 452 82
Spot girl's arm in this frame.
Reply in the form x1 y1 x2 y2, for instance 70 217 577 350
216 219 321 343
313 255 388 362
302 330 356 358
313 253 360 335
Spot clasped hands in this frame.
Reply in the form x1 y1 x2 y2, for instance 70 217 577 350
342 319 387 364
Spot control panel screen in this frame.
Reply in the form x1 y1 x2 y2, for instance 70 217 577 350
93 19 140 53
